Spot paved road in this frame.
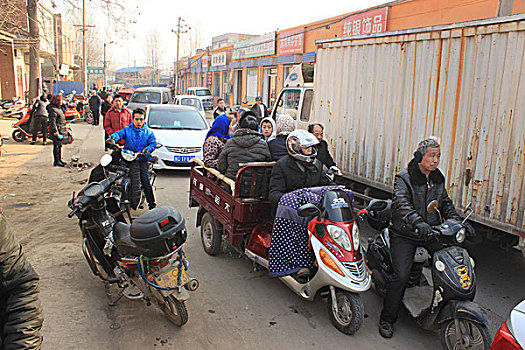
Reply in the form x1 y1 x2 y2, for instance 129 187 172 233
2 118 524 349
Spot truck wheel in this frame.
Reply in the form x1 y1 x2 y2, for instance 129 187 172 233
12 129 26 142
201 212 222 255
327 290 364 335
440 318 491 350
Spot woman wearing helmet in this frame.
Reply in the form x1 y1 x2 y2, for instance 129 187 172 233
268 130 333 205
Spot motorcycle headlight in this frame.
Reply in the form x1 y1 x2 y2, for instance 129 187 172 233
352 223 360 251
456 227 466 243
121 149 137 162
326 225 352 252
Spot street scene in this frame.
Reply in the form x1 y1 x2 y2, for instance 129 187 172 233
1 0 525 349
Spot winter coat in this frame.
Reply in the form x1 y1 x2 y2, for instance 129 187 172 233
316 140 336 169
104 106 132 136
0 212 43 349
267 134 288 161
213 107 227 119
88 94 102 112
250 103 268 123
111 124 156 160
259 117 276 141
217 128 271 179
390 158 460 240
101 101 112 117
203 136 226 169
47 103 66 136
269 155 333 205
32 100 48 118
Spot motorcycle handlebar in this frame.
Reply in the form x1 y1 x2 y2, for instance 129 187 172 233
68 206 79 218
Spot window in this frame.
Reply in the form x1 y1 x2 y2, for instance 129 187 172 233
180 98 203 111
300 89 314 122
246 68 258 101
275 89 301 120
213 73 220 97
162 91 169 104
195 88 211 96
131 91 161 104
147 109 207 130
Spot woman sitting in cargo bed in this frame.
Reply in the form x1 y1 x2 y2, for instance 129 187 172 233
202 113 231 169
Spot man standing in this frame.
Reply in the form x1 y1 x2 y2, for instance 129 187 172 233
250 96 268 123
308 123 341 175
213 98 227 119
89 90 102 126
378 137 474 338
104 94 132 147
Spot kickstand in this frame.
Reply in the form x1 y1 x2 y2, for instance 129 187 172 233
109 290 124 307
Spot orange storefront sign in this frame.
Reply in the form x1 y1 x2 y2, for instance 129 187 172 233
341 7 388 37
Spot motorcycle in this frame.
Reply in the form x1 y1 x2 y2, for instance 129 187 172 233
362 199 491 349
0 98 28 119
245 188 371 334
88 144 156 210
11 110 74 144
68 154 198 326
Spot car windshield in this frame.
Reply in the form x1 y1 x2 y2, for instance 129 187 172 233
195 89 211 96
131 91 161 104
147 109 207 130
180 98 203 111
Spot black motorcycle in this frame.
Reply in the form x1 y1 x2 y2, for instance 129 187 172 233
361 200 491 350
68 161 198 326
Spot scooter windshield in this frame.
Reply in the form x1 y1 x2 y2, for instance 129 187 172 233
322 190 354 222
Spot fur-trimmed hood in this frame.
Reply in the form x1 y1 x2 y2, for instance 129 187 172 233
407 158 445 186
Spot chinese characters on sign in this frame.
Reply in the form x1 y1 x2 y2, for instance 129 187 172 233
341 7 388 37
206 72 213 86
211 52 227 66
278 28 304 55
233 32 276 59
87 67 104 75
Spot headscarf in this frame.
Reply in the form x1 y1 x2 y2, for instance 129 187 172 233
205 113 231 140
259 117 276 141
275 114 295 135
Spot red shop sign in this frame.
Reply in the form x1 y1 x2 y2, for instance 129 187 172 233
206 71 213 86
278 28 304 55
341 7 388 37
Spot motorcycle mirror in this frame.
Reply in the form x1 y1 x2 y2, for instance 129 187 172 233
100 154 113 167
427 200 439 213
464 202 472 214
297 203 321 218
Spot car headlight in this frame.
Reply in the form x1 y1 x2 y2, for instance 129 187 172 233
326 225 352 252
456 227 466 243
352 223 360 251
155 142 163 149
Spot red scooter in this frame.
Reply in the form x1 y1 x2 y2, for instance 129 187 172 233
11 111 74 144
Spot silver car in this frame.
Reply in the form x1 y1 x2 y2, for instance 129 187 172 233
127 87 172 110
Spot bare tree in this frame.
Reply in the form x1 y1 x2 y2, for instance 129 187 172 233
145 28 164 85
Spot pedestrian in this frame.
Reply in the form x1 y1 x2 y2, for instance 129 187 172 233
104 94 132 147
378 137 475 338
308 123 342 175
47 94 67 166
98 87 108 101
0 210 44 349
101 94 113 117
213 98 227 119
250 96 269 123
29 94 49 145
89 90 102 126
109 108 157 210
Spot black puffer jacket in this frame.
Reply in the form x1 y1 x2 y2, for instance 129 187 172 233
267 134 288 161
0 212 43 349
391 158 460 240
47 104 66 135
217 128 271 179
269 155 333 205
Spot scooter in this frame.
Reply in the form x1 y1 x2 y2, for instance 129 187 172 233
11 111 74 144
0 98 27 119
245 188 371 335
68 154 198 326
362 199 491 349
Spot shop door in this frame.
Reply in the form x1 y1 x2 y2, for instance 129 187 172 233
233 69 243 105
222 71 230 104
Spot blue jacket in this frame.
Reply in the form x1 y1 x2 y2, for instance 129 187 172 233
111 124 156 159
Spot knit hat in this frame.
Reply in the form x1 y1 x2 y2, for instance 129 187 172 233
275 114 295 135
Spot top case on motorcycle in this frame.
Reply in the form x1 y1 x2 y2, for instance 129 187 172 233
129 206 187 258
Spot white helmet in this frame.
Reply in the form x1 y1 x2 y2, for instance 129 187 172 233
286 130 319 163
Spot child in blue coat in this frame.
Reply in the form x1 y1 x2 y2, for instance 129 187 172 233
110 108 157 210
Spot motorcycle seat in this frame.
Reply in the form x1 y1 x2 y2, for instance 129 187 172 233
113 222 141 256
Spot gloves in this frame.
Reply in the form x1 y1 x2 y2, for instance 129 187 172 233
54 132 63 140
414 221 433 240
330 166 342 176
107 137 116 145
464 222 475 236
140 149 151 158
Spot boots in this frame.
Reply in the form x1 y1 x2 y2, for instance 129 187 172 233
53 144 66 167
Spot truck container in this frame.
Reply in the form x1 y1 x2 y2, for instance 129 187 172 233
271 14 525 240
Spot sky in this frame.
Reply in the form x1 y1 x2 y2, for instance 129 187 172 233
90 0 390 71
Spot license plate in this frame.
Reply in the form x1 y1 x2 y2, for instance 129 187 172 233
155 267 189 296
173 155 195 163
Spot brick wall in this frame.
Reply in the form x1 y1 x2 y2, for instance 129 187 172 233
0 41 16 99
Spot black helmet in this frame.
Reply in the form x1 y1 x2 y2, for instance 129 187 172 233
365 199 391 231
286 130 319 163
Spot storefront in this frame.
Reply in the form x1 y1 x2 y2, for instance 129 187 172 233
258 57 277 107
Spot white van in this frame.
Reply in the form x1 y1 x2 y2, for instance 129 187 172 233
186 87 213 110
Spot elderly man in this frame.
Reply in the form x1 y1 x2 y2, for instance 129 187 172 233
378 137 474 338
308 123 341 175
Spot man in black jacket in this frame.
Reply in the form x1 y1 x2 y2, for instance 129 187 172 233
213 98 227 119
0 209 43 349
89 91 102 126
378 137 473 338
308 123 341 175
250 96 268 123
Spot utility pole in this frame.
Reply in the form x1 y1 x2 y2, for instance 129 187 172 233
82 0 86 93
172 17 190 95
27 0 40 100
103 41 114 89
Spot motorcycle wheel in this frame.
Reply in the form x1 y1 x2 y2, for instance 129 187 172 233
12 129 26 142
200 212 222 255
159 295 188 327
440 318 491 350
327 290 364 335
82 238 111 281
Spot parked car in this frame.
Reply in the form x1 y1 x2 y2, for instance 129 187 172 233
174 95 205 119
127 87 172 110
185 87 213 110
146 105 209 170
490 299 525 349
117 88 135 104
